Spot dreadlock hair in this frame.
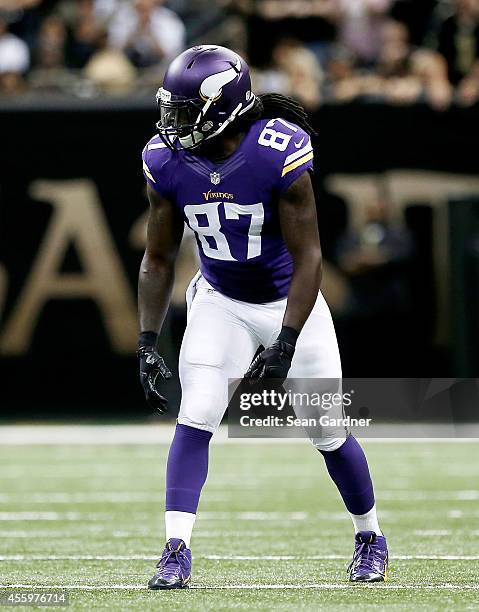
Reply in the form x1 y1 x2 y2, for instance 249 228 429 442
227 93 318 139
258 93 317 137
199 93 318 163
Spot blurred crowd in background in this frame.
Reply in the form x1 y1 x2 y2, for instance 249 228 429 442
0 0 479 109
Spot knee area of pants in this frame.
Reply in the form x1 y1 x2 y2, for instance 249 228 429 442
311 437 347 452
177 416 217 435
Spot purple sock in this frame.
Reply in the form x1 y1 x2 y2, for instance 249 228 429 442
320 435 375 515
165 424 212 514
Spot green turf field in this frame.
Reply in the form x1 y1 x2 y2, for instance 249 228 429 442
1 433 479 610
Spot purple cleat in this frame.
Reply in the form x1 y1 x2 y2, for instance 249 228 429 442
148 538 192 590
348 530 388 583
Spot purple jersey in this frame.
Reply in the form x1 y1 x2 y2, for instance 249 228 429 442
142 118 314 303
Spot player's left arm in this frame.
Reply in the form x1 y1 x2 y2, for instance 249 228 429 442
245 170 321 383
279 169 322 334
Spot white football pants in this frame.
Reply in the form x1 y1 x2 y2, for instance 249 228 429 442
178 273 345 451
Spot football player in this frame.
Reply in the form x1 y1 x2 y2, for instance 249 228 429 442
138 45 388 589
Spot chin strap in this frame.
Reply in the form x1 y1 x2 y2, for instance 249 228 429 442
182 92 257 150
205 93 256 142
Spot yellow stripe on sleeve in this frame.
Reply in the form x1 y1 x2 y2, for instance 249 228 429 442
143 161 156 183
281 151 314 177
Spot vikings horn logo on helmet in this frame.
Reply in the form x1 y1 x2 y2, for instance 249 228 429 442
199 59 241 102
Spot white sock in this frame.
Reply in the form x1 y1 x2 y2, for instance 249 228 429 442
349 504 382 536
165 511 196 548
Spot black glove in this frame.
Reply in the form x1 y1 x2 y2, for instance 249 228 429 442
137 331 172 414
244 326 299 385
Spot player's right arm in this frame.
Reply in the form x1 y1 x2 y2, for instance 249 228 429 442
139 183 184 334
137 182 184 413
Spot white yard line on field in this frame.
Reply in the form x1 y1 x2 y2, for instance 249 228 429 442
0 512 113 521
0 492 231 503
1 583 479 591
0 529 268 539
380 490 479 501
204 555 479 561
0 425 287 445
0 493 165 503
1 490 478 503
0 511 308 521
1 554 479 561
1 424 478 445
413 530 452 536
2 509 479 522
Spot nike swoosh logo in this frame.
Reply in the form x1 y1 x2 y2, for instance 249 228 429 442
294 137 305 148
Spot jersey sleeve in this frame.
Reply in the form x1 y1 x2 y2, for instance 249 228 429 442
276 126 314 193
141 136 175 199
253 119 314 193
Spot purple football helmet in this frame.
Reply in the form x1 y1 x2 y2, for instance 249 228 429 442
156 45 256 150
